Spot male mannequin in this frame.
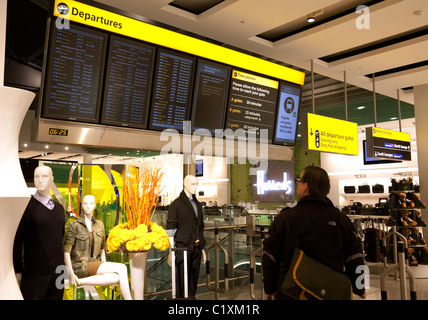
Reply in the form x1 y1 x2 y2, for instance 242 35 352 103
166 175 206 298
64 194 132 300
13 165 65 300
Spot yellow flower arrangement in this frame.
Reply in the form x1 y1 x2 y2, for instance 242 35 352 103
106 166 170 253
107 221 170 253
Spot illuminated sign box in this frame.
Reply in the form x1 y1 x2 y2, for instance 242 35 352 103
365 127 411 161
301 113 358 155
52 0 305 86
251 160 294 203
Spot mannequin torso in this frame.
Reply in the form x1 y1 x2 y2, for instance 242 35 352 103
13 165 65 300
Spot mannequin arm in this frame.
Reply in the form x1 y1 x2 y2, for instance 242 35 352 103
167 237 174 267
101 249 106 262
64 252 79 286
201 249 206 264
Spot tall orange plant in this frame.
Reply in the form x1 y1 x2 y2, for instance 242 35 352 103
122 166 165 230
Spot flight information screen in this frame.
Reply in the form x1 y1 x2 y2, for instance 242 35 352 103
272 82 302 146
101 36 155 128
42 23 107 122
191 60 230 134
149 49 196 132
225 70 279 141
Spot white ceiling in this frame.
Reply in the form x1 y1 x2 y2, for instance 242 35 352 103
96 0 428 105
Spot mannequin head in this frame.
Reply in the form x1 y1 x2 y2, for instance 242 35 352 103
183 175 198 197
34 166 54 197
82 195 96 217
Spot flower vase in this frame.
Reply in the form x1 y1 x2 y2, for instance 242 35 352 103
0 86 35 300
128 251 148 300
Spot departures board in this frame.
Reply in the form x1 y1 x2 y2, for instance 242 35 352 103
42 23 107 123
41 19 303 146
191 60 230 134
149 49 195 132
101 35 155 128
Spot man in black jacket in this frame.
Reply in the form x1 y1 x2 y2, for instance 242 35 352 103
166 175 205 298
262 166 366 300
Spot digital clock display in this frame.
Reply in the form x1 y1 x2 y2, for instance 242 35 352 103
49 128 68 136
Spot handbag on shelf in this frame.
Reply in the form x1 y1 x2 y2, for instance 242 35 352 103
358 184 370 193
372 184 384 193
344 186 356 194
281 249 353 300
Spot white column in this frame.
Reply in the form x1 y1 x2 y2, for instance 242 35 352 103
0 87 35 299
414 84 428 235
0 0 7 85
0 0 37 300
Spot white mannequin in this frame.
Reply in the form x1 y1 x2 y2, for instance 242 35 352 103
16 165 54 284
64 195 132 300
34 165 54 197
183 175 198 198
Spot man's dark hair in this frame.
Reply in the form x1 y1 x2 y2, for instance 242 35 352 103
301 165 330 197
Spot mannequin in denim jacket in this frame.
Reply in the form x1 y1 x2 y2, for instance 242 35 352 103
64 195 132 300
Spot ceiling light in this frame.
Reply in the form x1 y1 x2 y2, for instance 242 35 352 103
391 117 398 120
23 143 28 148
45 145 49 149
357 106 365 110
307 9 323 23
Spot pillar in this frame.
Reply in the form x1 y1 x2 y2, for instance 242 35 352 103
414 84 428 235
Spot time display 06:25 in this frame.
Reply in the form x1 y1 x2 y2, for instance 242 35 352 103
48 128 69 136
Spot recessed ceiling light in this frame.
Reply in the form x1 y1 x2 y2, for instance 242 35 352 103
307 16 315 23
357 106 365 110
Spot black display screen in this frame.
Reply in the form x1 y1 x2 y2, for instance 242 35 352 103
149 49 196 132
191 60 230 134
363 140 401 165
101 35 155 128
225 70 279 141
272 82 302 146
42 22 107 122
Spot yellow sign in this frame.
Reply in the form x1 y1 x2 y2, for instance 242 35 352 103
53 0 305 86
371 127 410 142
302 113 359 155
232 70 278 89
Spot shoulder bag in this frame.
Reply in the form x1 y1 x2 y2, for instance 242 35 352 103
281 249 353 300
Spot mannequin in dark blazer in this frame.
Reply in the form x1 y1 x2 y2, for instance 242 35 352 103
166 175 205 298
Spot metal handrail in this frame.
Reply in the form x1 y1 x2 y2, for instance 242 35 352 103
380 241 417 300
250 247 261 300
143 223 254 299
382 224 408 269
249 226 267 300
205 227 230 300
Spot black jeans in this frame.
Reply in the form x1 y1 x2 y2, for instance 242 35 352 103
176 246 202 298
20 273 64 300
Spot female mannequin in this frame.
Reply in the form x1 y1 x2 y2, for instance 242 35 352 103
64 195 132 300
